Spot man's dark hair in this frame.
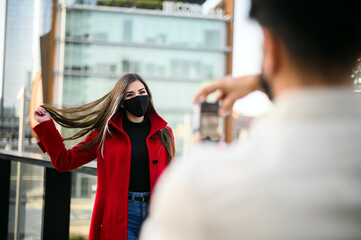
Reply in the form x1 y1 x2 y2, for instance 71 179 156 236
250 0 361 80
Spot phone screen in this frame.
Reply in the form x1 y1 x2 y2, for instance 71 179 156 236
194 102 221 142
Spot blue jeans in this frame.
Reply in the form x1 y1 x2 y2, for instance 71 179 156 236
127 191 150 240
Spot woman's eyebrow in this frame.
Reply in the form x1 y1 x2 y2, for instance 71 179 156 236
125 90 134 94
138 88 145 91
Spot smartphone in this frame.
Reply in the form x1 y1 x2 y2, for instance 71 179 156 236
193 101 222 142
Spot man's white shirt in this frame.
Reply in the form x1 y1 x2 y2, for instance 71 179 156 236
141 88 361 240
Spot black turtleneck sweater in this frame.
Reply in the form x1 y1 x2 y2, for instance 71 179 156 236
123 115 151 192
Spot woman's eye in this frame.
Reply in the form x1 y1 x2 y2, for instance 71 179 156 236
140 91 146 94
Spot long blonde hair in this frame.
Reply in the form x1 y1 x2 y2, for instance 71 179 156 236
44 73 175 160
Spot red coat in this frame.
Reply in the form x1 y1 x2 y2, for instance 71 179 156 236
33 111 173 240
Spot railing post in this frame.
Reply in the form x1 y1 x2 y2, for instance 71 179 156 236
13 162 23 240
12 87 30 240
41 168 72 240
17 87 29 152
0 160 11 240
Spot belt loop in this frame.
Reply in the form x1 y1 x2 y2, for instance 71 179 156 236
129 192 135 201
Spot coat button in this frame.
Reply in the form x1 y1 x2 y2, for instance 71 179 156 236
152 159 158 164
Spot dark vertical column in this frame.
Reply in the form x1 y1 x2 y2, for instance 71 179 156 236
0 160 11 240
42 168 72 240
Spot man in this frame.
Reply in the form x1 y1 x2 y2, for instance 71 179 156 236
140 0 361 239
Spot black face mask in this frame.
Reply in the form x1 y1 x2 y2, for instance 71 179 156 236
123 95 150 117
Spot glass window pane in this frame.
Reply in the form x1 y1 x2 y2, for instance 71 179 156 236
70 173 97 240
64 43 225 80
8 163 44 240
66 9 226 49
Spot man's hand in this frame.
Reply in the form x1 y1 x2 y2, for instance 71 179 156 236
34 104 51 123
193 75 261 116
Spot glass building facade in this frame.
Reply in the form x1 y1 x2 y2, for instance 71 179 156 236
57 4 230 153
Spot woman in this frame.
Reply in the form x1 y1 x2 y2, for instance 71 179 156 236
33 73 175 240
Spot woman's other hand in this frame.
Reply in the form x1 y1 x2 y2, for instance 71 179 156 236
34 104 51 123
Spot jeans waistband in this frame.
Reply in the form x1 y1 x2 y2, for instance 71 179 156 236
128 191 151 201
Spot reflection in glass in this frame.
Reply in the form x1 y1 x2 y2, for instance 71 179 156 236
69 173 97 240
7 162 44 240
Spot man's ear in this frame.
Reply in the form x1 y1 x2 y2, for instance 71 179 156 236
262 28 281 81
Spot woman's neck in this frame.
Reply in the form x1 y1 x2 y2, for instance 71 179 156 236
125 111 144 123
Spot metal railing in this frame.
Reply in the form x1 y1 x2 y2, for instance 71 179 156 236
0 150 97 240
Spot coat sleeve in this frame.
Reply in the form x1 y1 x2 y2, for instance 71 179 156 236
33 119 99 172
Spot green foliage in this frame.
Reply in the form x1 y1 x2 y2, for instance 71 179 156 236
96 0 163 9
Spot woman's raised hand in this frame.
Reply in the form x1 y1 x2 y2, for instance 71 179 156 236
34 104 51 123
193 75 261 117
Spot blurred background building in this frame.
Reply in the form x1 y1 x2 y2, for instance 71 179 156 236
0 0 52 149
